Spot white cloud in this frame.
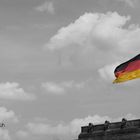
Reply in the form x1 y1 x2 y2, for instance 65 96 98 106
35 1 55 14
98 62 120 81
45 11 140 81
42 82 65 95
26 114 137 140
26 115 111 136
114 114 137 121
0 107 18 140
41 81 85 95
0 129 11 140
0 82 36 100
0 106 18 123
45 12 129 51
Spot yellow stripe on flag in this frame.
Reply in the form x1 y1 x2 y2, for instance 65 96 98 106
113 69 140 83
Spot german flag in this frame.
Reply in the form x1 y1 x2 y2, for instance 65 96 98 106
113 54 140 83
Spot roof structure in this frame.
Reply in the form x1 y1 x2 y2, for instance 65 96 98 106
78 119 140 140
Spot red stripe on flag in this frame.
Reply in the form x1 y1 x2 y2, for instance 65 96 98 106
115 60 140 78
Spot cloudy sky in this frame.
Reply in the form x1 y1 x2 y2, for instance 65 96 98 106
0 0 140 139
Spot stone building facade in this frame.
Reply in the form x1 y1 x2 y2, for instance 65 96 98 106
78 119 140 140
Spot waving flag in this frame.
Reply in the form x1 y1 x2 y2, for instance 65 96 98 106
113 54 140 83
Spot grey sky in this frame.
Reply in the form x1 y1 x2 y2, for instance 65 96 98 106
0 0 140 140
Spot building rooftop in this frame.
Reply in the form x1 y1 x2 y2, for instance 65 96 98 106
78 118 140 140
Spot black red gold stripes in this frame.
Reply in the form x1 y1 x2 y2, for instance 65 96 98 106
113 54 140 83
